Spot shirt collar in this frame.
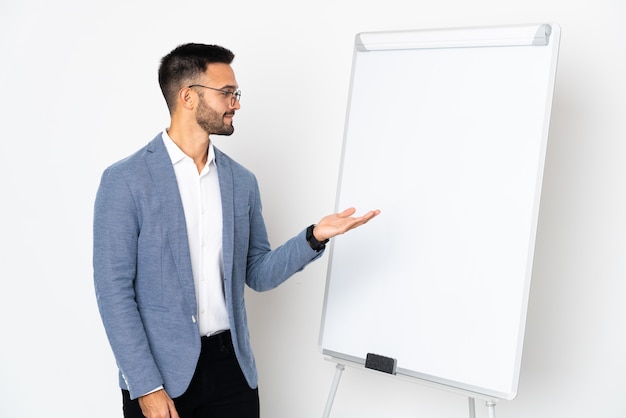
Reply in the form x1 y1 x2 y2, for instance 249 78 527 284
161 129 215 167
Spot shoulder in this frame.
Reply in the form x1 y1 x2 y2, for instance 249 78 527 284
104 135 163 173
97 135 167 197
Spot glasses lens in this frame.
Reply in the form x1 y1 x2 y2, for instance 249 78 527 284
231 90 241 106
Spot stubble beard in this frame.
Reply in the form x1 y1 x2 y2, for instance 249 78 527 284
196 98 234 136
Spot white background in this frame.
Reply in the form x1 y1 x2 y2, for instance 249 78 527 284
0 1 625 417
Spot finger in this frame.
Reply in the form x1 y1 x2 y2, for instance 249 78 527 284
338 207 357 217
170 404 181 418
363 209 381 220
352 210 380 223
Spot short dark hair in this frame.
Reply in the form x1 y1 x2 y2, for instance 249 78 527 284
158 43 235 113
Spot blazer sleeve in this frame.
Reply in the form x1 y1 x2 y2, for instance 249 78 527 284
244 178 325 292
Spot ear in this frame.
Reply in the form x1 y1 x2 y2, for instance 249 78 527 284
178 87 196 110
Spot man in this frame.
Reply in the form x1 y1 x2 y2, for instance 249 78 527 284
93 43 379 418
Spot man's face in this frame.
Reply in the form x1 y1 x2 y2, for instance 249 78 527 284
194 63 241 136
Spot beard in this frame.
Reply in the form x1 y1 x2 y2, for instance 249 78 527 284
196 98 234 136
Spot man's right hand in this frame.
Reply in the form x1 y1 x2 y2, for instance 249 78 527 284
138 389 180 418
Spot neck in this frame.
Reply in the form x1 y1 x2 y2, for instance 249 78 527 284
167 120 210 173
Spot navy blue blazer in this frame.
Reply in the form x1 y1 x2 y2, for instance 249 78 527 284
93 134 323 399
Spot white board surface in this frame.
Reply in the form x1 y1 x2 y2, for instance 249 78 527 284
319 24 560 400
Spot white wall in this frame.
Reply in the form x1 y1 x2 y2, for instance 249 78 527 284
1 0 624 417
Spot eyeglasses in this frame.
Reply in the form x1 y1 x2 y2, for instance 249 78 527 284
188 84 241 107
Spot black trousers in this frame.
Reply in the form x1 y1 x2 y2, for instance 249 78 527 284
122 331 260 418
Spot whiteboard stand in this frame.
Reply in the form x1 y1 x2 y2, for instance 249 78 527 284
486 400 498 418
469 398 498 418
322 363 345 418
469 397 476 418
323 360 500 418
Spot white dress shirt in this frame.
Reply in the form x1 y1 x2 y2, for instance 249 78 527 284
162 130 230 337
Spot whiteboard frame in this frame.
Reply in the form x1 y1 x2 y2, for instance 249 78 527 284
319 23 561 401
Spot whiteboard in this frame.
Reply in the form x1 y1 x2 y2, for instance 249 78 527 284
319 24 560 400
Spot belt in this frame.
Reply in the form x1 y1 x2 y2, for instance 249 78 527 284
201 330 232 350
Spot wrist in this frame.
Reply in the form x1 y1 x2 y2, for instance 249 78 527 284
306 224 329 252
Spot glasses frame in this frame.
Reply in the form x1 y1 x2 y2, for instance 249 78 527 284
188 84 241 107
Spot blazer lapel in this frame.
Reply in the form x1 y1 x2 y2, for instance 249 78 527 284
215 147 234 286
145 136 196 307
